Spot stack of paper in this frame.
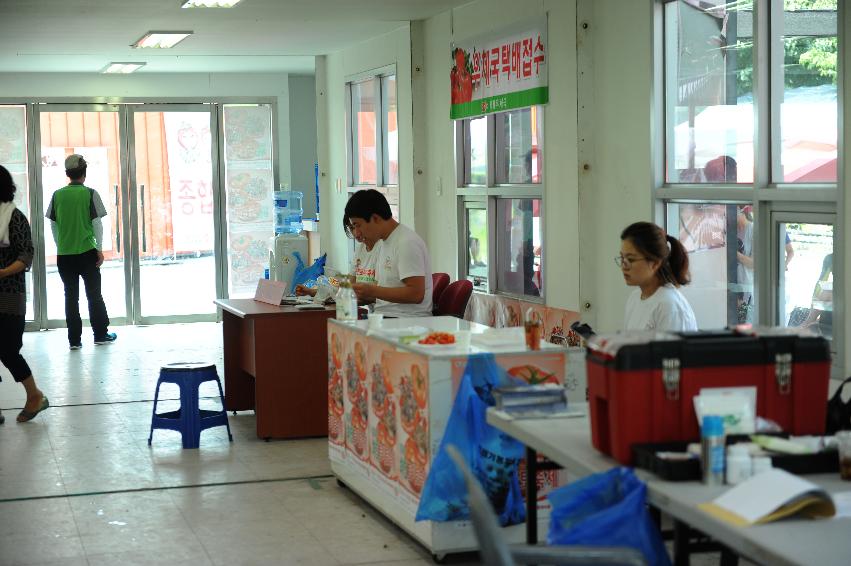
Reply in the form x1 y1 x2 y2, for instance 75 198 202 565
494 383 567 416
699 468 835 526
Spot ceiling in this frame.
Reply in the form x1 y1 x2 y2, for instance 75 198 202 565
0 0 469 75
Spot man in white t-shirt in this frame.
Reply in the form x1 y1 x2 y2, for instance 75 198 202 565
345 190 432 317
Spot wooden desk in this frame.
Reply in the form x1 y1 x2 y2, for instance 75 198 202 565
215 298 334 440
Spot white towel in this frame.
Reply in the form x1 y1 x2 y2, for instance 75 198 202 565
0 202 15 247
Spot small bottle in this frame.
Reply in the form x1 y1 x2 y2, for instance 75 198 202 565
751 456 772 476
701 415 725 486
725 444 752 485
335 276 358 322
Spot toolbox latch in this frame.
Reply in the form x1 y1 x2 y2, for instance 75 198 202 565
662 358 681 401
775 352 792 395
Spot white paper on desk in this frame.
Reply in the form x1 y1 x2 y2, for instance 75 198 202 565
831 492 851 518
709 469 824 524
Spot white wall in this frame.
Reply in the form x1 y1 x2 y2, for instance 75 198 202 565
0 72 295 192
315 26 416 274
288 75 319 218
578 0 655 332
416 0 583 314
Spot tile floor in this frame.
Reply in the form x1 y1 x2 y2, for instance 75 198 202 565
0 323 475 566
0 323 740 566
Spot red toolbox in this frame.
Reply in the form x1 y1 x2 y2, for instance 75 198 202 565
586 328 831 465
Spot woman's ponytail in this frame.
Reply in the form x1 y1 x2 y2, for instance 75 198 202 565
664 234 691 286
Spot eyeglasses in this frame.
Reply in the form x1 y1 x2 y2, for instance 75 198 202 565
614 255 648 268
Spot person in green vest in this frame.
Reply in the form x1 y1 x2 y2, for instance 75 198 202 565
45 154 117 350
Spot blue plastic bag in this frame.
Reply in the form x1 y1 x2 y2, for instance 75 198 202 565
548 467 671 566
415 354 526 526
290 252 326 293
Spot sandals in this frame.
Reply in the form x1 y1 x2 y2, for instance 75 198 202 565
17 396 49 423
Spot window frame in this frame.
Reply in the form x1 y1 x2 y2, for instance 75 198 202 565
455 107 545 302
345 66 397 189
654 0 842 372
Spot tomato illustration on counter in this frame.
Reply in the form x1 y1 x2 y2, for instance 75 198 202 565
331 332 342 369
399 373 419 434
370 363 392 417
328 370 345 442
403 437 427 494
411 364 428 409
345 353 360 403
508 364 560 385
354 341 367 381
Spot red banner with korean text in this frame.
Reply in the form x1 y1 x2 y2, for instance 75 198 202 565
450 18 548 119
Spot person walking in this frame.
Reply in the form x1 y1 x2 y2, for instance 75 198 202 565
0 165 49 423
46 154 117 349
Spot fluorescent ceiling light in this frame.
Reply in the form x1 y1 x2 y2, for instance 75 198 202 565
132 31 193 49
102 62 146 74
181 0 242 6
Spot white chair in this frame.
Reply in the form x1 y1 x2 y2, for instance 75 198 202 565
446 445 647 566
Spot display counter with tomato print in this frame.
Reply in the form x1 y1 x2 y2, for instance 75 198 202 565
327 316 582 558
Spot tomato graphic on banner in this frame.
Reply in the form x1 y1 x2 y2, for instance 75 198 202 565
383 350 430 507
328 325 349 464
346 334 370 465
368 339 398 496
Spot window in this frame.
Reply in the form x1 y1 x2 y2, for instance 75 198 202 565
0 105 32 320
665 203 755 328
658 0 839 364
495 107 543 184
456 106 544 300
496 199 542 297
347 71 398 189
777 219 834 340
463 203 489 291
349 79 377 186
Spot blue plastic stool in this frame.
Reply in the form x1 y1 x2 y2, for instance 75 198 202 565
148 362 233 449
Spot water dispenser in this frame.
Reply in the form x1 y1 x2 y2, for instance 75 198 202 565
274 187 304 234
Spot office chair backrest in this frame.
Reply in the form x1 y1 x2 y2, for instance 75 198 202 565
436 280 473 319
432 272 450 309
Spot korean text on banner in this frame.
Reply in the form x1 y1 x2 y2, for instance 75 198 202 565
450 18 548 119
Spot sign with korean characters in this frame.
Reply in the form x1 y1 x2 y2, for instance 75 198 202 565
450 18 548 119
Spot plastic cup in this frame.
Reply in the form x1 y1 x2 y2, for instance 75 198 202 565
367 313 384 331
525 321 542 351
837 431 851 480
455 330 471 350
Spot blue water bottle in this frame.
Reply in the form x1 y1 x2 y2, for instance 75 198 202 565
701 415 725 486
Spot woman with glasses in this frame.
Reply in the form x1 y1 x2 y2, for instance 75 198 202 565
618 221 697 332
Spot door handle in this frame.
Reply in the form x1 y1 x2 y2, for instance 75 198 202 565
114 184 120 254
140 184 147 254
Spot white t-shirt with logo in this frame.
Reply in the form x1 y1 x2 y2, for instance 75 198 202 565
374 224 433 317
353 243 378 284
624 284 698 332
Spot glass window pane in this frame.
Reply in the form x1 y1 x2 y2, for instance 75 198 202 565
0 105 32 320
466 207 488 289
664 0 754 184
666 203 755 328
496 198 542 297
778 1 837 183
223 104 275 298
496 107 543 184
382 75 398 186
467 117 487 185
351 79 377 185
780 222 833 342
